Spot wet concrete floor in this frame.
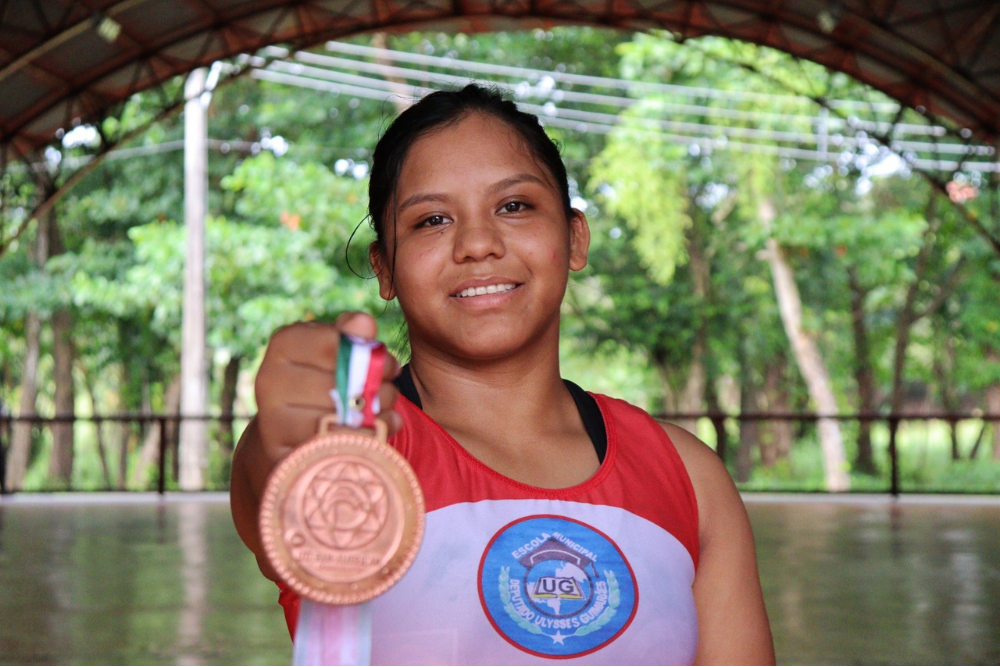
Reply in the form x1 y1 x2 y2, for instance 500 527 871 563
0 493 997 665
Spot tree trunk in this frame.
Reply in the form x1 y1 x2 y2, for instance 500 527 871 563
933 328 960 460
848 270 878 474
5 204 53 492
676 339 706 434
46 204 75 485
652 349 704 434
217 355 241 456
117 422 132 490
987 352 1000 461
41 196 75 488
674 216 711 434
968 422 987 460
217 355 242 483
49 307 75 487
760 359 793 466
761 198 849 491
654 361 679 416
131 375 182 489
5 313 41 492
775 357 794 459
705 377 727 464
737 372 757 483
79 362 113 490
115 362 134 490
179 67 211 491
886 209 951 472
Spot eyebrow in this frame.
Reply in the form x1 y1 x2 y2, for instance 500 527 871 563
397 192 449 211
486 173 548 194
397 173 548 212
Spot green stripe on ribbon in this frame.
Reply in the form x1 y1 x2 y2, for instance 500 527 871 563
336 333 353 424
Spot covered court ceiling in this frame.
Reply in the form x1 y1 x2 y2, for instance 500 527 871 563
1 0 999 161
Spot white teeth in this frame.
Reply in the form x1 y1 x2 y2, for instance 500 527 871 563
456 283 517 298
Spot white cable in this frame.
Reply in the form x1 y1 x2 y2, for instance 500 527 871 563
251 68 1000 172
264 45 970 141
320 41 901 111
258 64 995 159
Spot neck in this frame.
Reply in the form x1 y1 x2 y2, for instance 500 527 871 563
406 325 572 441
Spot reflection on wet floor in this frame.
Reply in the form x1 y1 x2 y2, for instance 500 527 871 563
748 496 1000 665
0 494 998 665
0 495 287 665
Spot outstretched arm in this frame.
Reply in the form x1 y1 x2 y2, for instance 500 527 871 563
662 423 776 666
229 313 401 582
231 417 280 581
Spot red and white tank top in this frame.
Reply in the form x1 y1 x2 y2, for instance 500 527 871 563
278 392 700 665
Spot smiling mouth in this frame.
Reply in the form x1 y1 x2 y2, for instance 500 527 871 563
453 283 519 298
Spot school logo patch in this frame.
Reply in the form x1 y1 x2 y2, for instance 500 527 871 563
477 515 638 658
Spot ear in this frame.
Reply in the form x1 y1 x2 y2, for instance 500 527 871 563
568 208 590 272
369 242 396 300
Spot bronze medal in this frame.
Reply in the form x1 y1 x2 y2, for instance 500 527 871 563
260 416 424 605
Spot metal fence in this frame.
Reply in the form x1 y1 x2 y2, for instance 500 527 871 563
1 412 998 495
0 413 248 495
655 411 1000 495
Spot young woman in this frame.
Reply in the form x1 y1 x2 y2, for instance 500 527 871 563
231 84 775 665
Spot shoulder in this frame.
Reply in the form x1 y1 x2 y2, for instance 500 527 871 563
655 421 747 548
593 394 726 499
656 423 775 663
657 422 730 492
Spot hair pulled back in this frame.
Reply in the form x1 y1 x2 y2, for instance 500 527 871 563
368 84 573 252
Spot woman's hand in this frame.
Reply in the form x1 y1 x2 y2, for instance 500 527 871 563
254 312 402 465
230 312 401 580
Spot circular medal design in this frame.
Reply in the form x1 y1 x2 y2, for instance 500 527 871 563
259 430 424 605
302 458 390 551
477 515 638 659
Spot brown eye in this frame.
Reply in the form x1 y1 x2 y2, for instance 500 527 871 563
503 201 526 213
419 215 446 227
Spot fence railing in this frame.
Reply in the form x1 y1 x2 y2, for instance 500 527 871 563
0 413 250 495
1 411 998 495
654 411 1000 496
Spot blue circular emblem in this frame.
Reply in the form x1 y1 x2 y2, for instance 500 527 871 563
477 515 638 658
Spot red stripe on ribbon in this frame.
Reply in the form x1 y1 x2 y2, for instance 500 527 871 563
361 343 386 428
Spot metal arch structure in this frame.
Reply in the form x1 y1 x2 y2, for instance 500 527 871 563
2 0 1000 160
2 0 1000 257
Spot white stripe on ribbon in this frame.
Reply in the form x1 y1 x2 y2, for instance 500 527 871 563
344 340 372 428
294 599 372 666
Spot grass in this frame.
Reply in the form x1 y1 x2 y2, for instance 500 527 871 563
704 418 1000 493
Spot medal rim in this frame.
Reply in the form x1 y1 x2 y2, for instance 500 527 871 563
259 429 425 605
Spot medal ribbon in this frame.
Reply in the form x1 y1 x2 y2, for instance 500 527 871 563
295 332 385 666
294 602 372 666
331 334 386 429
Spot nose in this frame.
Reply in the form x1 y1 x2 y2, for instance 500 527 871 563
452 213 505 263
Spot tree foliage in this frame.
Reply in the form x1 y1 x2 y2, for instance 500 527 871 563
2 28 999 492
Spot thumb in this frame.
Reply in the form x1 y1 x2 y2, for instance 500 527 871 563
335 311 378 341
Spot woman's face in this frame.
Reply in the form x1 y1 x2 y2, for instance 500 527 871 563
372 112 590 363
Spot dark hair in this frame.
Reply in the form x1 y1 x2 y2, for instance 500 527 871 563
368 84 573 252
